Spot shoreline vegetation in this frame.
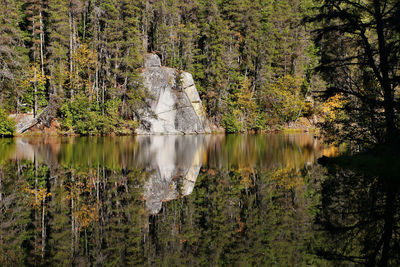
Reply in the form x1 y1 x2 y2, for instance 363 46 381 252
2 109 321 137
0 0 399 149
3 122 320 138
0 0 327 138
1 0 400 264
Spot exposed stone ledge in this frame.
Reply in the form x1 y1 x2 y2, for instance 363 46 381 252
137 54 212 134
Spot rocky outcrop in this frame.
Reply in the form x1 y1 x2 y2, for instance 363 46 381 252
137 54 211 134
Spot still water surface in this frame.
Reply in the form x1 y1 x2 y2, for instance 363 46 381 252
0 133 398 266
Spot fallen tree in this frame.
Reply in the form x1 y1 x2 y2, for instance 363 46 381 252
16 95 59 134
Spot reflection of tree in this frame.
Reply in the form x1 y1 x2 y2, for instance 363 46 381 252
1 160 329 265
0 134 339 265
0 138 15 165
0 159 50 265
0 159 148 266
144 167 328 266
314 158 400 266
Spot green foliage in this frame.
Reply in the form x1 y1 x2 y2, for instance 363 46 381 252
264 75 306 123
223 79 262 132
255 112 268 131
19 63 49 113
0 108 15 136
222 113 243 133
59 95 120 135
0 0 322 134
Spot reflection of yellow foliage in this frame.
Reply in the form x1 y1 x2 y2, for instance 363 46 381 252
24 187 52 209
239 167 254 188
321 146 339 157
73 205 99 229
63 174 99 229
322 93 346 122
236 216 245 233
271 168 303 190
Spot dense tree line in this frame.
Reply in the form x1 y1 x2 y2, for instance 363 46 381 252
1 0 399 144
0 0 322 134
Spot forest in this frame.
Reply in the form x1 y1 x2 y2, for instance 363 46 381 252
1 1 400 265
0 0 399 144
0 0 322 136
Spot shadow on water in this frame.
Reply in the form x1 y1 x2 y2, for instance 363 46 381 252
313 150 400 266
3 134 397 265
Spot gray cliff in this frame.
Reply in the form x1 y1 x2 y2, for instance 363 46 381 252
137 54 211 134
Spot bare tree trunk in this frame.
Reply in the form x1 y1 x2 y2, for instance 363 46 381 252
102 80 105 115
69 10 74 99
40 10 45 76
34 151 38 264
42 197 46 259
0 168 3 202
34 65 38 118
83 10 87 41
71 173 75 261
32 15 38 118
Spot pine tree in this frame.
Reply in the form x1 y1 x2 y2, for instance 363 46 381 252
0 0 29 112
47 0 69 96
119 0 146 120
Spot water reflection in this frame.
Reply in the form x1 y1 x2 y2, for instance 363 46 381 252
139 136 207 214
314 155 400 266
2 134 334 216
0 133 347 266
3 133 336 169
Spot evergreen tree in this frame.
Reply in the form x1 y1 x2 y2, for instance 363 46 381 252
46 0 69 96
0 0 29 112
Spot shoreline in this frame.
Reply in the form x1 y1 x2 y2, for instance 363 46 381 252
10 127 319 138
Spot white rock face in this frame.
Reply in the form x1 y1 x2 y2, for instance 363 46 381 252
180 72 212 133
137 54 211 134
144 53 161 68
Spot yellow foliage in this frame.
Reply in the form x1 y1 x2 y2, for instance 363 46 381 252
68 43 97 95
21 63 48 88
235 78 258 127
322 93 346 122
71 43 97 68
73 204 99 229
268 75 305 122
271 168 304 190
238 167 255 188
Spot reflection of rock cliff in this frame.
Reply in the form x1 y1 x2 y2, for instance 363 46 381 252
137 135 207 214
4 133 336 215
137 54 211 134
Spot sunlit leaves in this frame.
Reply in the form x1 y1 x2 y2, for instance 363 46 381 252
270 168 304 191
20 62 48 112
68 43 97 97
0 108 15 136
322 93 347 122
264 75 306 123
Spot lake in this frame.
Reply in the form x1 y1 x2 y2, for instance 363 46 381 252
0 133 398 266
